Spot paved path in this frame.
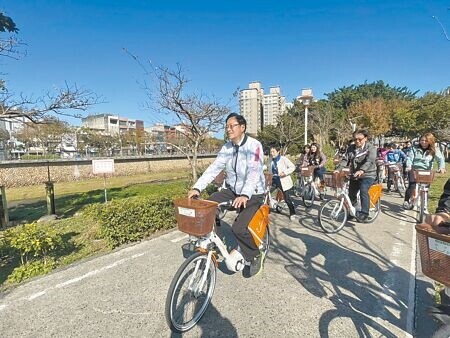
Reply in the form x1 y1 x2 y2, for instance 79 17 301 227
0 190 438 337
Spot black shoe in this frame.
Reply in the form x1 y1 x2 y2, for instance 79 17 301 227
355 212 368 222
249 252 265 277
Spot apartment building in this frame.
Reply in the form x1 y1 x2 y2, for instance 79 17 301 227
239 82 264 135
81 113 144 135
263 86 286 127
239 82 287 135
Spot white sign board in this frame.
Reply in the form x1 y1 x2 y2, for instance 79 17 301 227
92 159 115 174
428 237 450 256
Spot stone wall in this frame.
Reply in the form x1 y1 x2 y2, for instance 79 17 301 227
0 157 215 188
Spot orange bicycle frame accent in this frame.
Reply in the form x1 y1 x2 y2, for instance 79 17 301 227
368 183 382 207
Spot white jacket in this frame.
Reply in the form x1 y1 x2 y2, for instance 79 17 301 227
270 155 295 191
193 134 265 198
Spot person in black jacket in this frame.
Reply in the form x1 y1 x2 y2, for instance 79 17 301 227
338 129 377 221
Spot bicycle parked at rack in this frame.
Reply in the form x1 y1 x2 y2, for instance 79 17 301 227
404 170 435 223
385 163 406 197
165 198 270 333
300 165 325 208
319 168 383 233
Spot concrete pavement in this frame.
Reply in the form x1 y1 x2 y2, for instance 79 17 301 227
0 190 440 337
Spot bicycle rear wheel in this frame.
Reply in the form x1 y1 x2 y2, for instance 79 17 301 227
259 226 270 258
302 184 315 208
319 198 348 233
165 251 216 333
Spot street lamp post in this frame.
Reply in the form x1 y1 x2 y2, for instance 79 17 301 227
298 88 313 145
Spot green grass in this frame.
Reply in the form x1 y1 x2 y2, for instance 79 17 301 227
6 170 190 202
8 179 190 224
428 163 450 212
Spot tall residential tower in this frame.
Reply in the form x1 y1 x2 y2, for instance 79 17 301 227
239 82 286 135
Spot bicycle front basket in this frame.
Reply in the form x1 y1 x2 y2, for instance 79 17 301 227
174 198 218 236
323 171 342 188
300 166 315 177
413 170 435 184
415 224 450 285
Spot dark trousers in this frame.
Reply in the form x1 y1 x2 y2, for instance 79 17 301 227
349 176 374 216
272 183 296 216
314 167 325 181
208 189 264 261
405 171 416 202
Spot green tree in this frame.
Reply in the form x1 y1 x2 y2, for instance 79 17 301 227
412 92 450 140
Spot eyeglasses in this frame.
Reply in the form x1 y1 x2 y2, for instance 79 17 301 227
225 123 241 130
353 137 365 142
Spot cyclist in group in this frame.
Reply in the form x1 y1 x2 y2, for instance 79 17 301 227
296 144 310 169
402 140 413 157
384 143 407 192
403 132 447 211
269 146 298 222
306 142 327 191
338 129 377 221
188 113 266 277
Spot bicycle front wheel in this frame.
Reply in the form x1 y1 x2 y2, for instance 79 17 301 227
418 191 426 223
319 198 348 233
366 199 381 223
165 251 217 333
302 184 315 208
396 176 405 197
293 179 304 197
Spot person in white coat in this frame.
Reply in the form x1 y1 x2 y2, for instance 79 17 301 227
269 146 298 221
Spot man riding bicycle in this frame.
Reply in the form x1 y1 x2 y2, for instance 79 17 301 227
188 113 266 277
338 129 377 222
384 143 407 192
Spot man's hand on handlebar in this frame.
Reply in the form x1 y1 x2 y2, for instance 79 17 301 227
233 196 248 209
353 170 364 178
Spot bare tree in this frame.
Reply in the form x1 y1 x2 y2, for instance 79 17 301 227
0 13 100 123
128 51 230 181
0 83 101 123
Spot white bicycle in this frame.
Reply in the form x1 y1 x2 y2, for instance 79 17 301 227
319 169 383 233
166 198 270 333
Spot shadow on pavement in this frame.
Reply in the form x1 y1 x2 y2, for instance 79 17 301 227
276 227 411 337
169 301 238 338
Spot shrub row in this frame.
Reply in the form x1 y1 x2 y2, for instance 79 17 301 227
83 194 184 247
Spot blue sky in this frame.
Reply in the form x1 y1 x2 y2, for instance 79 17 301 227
1 1 449 128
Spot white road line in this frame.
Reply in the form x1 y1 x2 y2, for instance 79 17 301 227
406 219 416 338
171 234 188 243
27 291 46 300
0 251 149 310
